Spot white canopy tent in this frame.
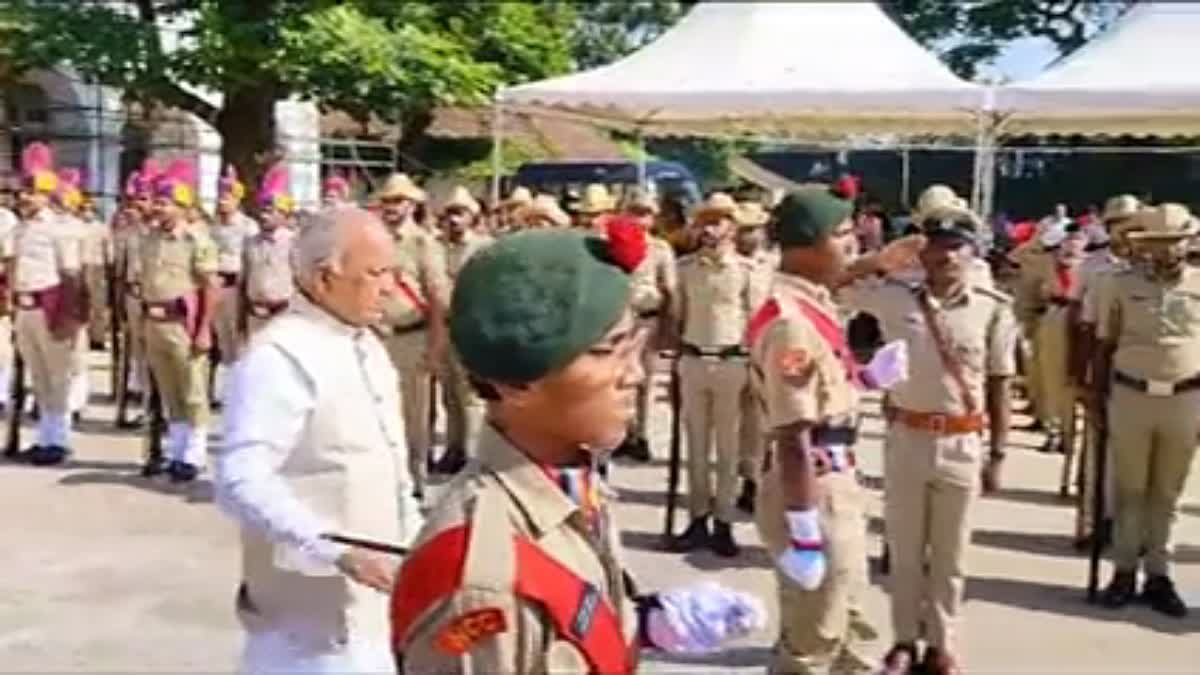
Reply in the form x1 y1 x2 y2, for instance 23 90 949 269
994 3 1200 136
493 1 988 204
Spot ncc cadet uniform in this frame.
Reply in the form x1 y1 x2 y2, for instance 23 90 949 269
1068 195 1141 546
673 192 768 557
211 209 258 364
1097 204 1198 618
57 204 95 420
79 208 111 348
13 204 84 464
842 214 1017 673
139 189 220 482
734 201 774 511
1029 223 1082 456
622 195 677 462
392 228 763 673
436 186 492 471
375 174 450 498
114 211 150 421
240 225 295 338
747 187 878 675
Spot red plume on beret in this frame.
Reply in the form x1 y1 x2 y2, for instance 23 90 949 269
830 174 861 201
605 215 647 273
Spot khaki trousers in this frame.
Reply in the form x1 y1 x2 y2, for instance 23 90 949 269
756 467 876 674
384 329 431 493
441 345 481 454
1020 318 1049 425
143 319 209 426
738 385 764 479
884 424 982 653
122 294 148 393
632 315 662 442
15 308 74 415
85 266 108 345
1036 306 1083 489
0 315 13 379
214 284 241 365
679 353 746 523
1108 384 1200 576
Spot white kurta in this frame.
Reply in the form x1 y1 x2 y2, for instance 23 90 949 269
216 294 423 674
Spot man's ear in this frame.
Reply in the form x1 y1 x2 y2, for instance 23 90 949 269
492 380 535 409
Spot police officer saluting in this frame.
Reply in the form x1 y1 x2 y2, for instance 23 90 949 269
842 205 1018 674
1095 203 1199 618
391 222 765 672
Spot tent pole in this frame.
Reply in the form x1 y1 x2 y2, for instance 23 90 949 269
491 100 504 205
970 110 986 214
636 129 647 189
900 148 911 209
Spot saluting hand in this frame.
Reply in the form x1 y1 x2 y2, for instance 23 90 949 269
337 548 397 594
874 234 927 275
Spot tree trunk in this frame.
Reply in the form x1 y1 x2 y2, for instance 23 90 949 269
216 86 279 210
397 108 436 175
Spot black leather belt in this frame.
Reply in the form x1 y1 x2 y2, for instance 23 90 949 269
812 425 858 446
1114 370 1200 396
637 309 660 319
762 424 858 475
681 343 747 359
392 320 428 336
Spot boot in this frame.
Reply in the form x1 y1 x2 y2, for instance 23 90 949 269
735 478 756 514
880 642 918 675
432 446 468 475
669 516 710 553
921 646 963 675
1141 575 1188 618
709 519 740 558
1100 569 1138 609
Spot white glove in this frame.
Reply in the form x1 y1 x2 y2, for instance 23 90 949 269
863 339 908 390
646 581 767 654
775 509 826 591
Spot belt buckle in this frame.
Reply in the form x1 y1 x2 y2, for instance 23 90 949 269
251 305 268 318
928 414 948 434
700 353 719 362
147 305 166 320
1147 379 1174 396
17 295 35 310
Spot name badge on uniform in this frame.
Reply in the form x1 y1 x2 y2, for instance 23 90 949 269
1147 379 1175 397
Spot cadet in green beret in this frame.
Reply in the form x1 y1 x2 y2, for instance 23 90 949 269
747 180 923 675
391 224 767 673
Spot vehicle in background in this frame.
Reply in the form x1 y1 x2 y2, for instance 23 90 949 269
511 160 702 212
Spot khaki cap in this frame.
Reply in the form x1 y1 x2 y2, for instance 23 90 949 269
1102 194 1141 223
519 194 571 228
577 183 616 214
502 186 533 209
692 192 738 223
374 173 426 203
442 185 480 216
914 184 961 219
1127 203 1198 241
735 201 770 228
623 188 660 215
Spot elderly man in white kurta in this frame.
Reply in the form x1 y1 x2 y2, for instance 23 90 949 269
216 206 423 674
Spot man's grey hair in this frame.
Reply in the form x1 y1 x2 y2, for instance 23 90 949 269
291 205 377 282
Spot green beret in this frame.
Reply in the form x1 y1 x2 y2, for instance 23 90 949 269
772 187 854 248
450 229 632 384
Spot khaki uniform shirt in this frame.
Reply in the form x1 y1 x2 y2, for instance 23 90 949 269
243 228 295 303
1097 265 1200 382
629 236 677 315
677 248 767 347
750 273 858 429
138 225 219 302
14 209 80 292
441 231 493 280
1076 252 1125 325
842 279 1018 415
381 223 449 329
1013 245 1052 326
399 424 637 674
211 212 259 274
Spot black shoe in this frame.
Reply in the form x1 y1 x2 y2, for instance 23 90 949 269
1019 418 1044 433
71 412 81 427
432 446 467 475
735 478 757 514
89 339 105 351
921 646 963 675
1141 575 1189 618
116 415 145 430
29 445 68 466
880 642 918 675
710 519 740 558
626 437 651 463
1100 569 1138 608
670 516 710 553
1038 436 1061 454
611 435 638 460
210 400 224 412
141 455 168 477
167 461 199 483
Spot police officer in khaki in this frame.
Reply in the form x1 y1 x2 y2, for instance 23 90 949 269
748 185 922 675
210 166 258 376
77 195 111 350
615 188 676 463
433 185 491 474
139 160 220 482
673 192 767 557
391 227 764 673
374 173 449 499
239 167 296 338
843 207 1017 674
11 143 85 465
733 200 773 511
515 193 570 230
1095 203 1198 618
573 183 616 233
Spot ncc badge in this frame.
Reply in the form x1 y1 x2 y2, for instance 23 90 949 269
778 348 815 384
435 607 508 654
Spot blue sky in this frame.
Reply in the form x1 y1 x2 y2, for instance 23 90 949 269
982 36 1061 81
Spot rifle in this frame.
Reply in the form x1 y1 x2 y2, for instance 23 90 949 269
5 350 25 457
1086 383 1110 603
661 351 682 541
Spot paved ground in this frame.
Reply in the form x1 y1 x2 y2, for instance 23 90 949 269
0 355 1198 673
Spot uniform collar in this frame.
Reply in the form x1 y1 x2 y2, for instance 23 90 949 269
774 272 833 308
476 423 581 538
920 282 970 310
698 246 736 267
291 291 371 340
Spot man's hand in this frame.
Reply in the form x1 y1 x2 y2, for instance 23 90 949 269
874 234 927 275
981 456 1004 494
336 549 397 594
191 330 213 357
